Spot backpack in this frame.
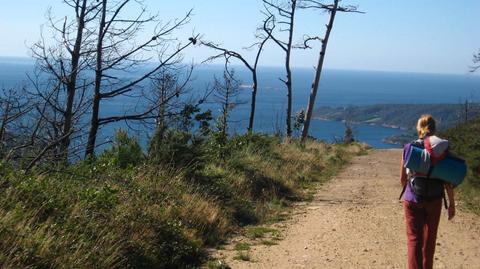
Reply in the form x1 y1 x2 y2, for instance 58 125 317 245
400 137 448 205
403 137 467 186
410 137 446 201
410 175 445 201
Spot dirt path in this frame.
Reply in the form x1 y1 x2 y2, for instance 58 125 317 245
216 150 480 269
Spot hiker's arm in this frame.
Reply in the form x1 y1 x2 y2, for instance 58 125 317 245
445 184 455 220
400 158 407 186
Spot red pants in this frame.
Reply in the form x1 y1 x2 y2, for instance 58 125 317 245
403 199 442 269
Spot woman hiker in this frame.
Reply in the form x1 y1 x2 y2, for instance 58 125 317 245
399 114 456 269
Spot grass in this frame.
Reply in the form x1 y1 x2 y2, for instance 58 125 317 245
457 181 480 213
233 251 252 262
0 134 367 268
234 242 251 251
245 227 280 239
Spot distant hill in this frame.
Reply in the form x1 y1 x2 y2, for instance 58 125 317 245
313 103 480 145
313 103 480 131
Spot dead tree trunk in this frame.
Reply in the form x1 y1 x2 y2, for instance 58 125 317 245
285 3 295 138
249 71 259 132
84 0 195 157
464 100 469 123
301 0 338 142
31 0 96 162
85 0 106 158
262 0 297 137
282 0 296 138
0 102 11 151
300 0 362 142
60 0 88 160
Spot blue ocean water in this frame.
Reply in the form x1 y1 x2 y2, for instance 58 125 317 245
1 57 479 148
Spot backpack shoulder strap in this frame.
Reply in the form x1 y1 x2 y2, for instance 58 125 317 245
424 136 432 154
424 136 448 165
424 136 448 208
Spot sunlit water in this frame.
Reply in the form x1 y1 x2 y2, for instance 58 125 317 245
1 57 479 149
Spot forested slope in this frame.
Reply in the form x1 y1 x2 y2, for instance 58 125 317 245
443 117 480 213
314 103 480 130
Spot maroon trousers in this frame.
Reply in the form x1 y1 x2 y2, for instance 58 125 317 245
403 199 442 269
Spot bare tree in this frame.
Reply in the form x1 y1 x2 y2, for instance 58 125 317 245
31 0 100 161
472 50 480 73
0 82 75 170
213 69 243 141
200 17 271 132
300 0 361 142
262 0 298 137
458 49 480 124
84 0 197 157
0 88 33 157
464 100 470 123
148 66 194 132
153 70 183 132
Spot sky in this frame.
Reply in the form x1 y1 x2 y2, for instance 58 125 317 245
0 0 479 75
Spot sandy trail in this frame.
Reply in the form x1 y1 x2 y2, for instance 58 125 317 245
216 150 480 269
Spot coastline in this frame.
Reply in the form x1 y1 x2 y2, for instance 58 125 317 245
312 116 407 131
312 117 407 147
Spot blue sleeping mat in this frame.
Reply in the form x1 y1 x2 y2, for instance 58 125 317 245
403 144 467 187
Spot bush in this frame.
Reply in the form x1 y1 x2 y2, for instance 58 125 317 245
148 128 206 170
99 130 144 168
442 117 480 213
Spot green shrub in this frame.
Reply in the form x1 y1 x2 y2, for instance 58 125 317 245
99 130 144 168
148 128 207 170
442 117 480 213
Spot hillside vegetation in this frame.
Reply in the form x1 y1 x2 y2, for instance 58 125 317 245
442 117 480 214
0 132 366 268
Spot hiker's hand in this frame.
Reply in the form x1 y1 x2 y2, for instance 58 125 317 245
448 203 455 220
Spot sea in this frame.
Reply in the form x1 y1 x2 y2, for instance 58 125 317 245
1 56 480 149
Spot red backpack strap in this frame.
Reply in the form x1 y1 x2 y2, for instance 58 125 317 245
424 136 432 153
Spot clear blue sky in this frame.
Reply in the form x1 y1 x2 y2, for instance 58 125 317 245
0 0 479 74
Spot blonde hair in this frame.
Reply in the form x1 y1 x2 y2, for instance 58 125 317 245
416 114 436 138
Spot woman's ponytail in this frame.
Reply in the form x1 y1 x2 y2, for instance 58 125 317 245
416 114 436 139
